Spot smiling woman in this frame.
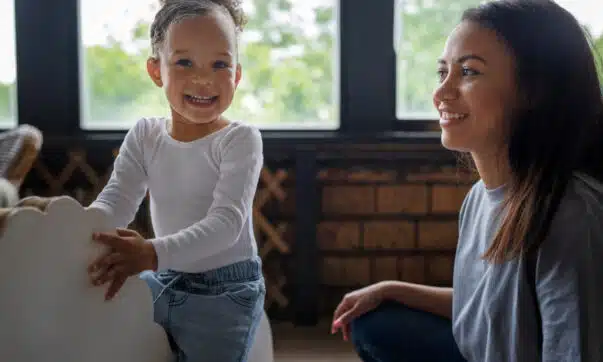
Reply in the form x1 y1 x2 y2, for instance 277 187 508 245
335 1 603 361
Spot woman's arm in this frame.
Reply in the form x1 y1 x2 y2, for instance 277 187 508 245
534 197 603 362
381 281 454 319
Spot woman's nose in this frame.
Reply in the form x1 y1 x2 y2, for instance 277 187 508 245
433 76 459 103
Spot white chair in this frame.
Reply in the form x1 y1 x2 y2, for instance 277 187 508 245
0 195 274 362
248 309 275 362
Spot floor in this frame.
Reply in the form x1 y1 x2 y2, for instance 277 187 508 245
272 320 361 362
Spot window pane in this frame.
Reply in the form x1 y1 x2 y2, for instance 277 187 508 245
0 0 17 129
395 0 603 120
80 0 338 130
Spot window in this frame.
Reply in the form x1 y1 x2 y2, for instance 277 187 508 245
394 0 603 120
0 0 17 129
394 0 485 120
80 0 338 130
557 0 603 85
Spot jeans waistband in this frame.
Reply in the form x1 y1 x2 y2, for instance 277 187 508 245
164 256 263 286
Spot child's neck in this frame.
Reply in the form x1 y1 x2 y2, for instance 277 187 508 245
168 115 230 142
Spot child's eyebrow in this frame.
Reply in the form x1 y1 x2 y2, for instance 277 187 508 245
170 50 189 56
217 51 233 58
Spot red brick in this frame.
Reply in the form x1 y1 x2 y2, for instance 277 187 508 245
318 168 397 182
322 186 375 214
318 222 361 250
363 221 415 249
376 185 428 214
373 257 399 282
406 165 478 183
400 256 426 284
321 257 342 285
427 255 455 286
432 185 471 213
418 221 458 249
342 258 371 286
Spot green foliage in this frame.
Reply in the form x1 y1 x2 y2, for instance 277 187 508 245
396 0 483 118
81 0 336 128
594 34 603 88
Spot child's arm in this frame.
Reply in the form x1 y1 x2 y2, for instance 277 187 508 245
89 121 149 229
149 126 263 271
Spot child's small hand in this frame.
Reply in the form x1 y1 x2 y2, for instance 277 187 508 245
88 228 158 301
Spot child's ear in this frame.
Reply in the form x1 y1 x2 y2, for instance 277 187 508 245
234 63 242 88
147 57 163 87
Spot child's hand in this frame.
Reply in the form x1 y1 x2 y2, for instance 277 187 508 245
88 228 158 301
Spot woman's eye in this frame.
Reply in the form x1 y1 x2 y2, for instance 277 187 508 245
462 67 480 76
437 69 448 82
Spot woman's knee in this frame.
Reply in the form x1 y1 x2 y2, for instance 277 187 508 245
350 301 404 346
351 301 454 350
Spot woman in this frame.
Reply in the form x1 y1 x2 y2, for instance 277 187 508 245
331 1 603 361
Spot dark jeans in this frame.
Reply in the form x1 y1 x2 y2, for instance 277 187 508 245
350 301 467 362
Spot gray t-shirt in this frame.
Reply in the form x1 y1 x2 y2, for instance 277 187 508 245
452 173 603 362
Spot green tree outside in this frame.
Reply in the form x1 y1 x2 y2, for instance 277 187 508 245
81 0 336 129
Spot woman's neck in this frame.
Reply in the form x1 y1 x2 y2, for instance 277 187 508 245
471 151 511 190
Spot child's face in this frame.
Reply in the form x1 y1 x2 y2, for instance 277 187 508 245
147 11 241 125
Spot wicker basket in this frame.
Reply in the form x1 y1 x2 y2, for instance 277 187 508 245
0 125 43 187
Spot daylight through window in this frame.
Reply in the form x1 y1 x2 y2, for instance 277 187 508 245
80 0 338 130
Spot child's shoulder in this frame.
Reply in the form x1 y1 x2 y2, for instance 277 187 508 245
130 116 166 135
217 121 262 151
123 117 167 145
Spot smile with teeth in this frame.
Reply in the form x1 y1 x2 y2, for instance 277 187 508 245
441 112 467 120
185 94 218 105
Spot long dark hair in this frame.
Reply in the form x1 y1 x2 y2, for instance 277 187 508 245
461 0 603 262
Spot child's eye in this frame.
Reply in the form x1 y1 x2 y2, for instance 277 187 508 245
213 60 230 69
176 59 193 67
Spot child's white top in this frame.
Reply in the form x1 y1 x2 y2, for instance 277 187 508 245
90 117 263 273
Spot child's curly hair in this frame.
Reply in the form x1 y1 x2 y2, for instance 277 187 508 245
151 0 247 58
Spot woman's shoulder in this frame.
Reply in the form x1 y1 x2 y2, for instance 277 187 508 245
542 172 603 259
556 172 603 225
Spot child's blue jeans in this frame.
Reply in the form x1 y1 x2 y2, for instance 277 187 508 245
140 256 266 362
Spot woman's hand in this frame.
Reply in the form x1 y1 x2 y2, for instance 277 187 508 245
331 282 389 341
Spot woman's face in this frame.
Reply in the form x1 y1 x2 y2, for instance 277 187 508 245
433 21 517 158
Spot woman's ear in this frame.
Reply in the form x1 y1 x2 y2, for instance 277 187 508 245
147 57 163 87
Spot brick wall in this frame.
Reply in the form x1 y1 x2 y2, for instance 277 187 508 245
314 166 476 314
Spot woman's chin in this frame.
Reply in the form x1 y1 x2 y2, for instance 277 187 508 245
440 132 472 152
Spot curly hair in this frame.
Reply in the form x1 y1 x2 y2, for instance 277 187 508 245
151 0 247 58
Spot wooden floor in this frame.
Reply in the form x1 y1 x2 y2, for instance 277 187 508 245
272 320 361 362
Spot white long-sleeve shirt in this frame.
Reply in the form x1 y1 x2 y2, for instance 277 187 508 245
90 117 263 273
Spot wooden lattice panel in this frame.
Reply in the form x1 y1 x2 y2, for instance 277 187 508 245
253 168 291 309
27 149 291 311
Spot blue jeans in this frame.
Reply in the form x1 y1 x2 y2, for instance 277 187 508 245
351 301 467 362
140 257 266 362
